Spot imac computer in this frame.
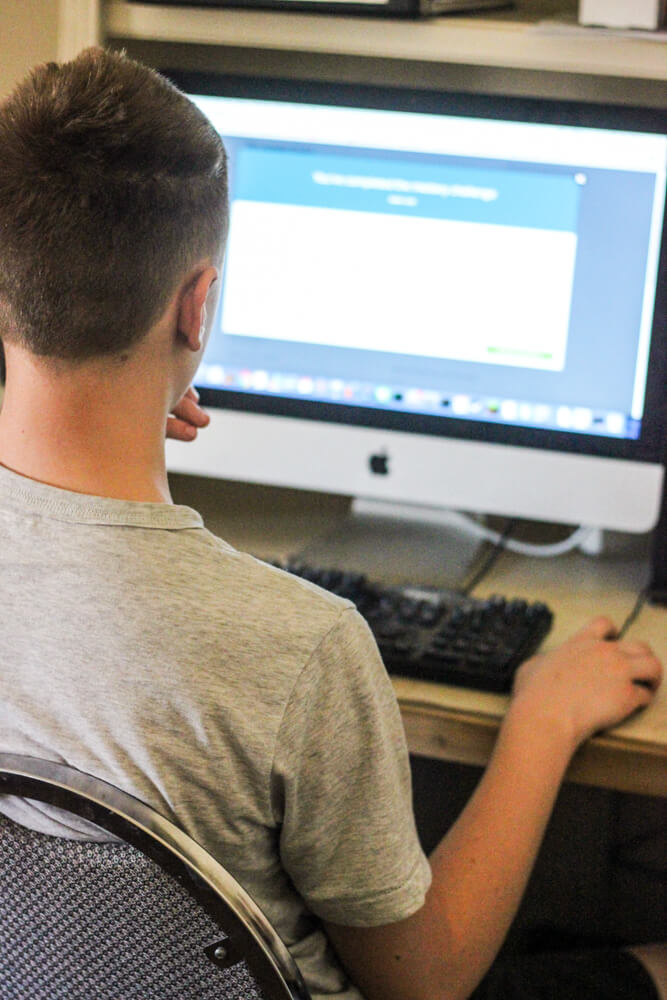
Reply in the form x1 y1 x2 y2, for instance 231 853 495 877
165 74 666 548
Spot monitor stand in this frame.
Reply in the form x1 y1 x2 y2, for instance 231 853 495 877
293 498 485 590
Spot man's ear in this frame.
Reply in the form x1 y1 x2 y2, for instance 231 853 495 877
177 265 219 352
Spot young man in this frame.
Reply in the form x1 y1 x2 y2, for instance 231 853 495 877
0 48 663 1000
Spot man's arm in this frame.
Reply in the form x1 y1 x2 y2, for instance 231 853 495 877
324 617 663 1000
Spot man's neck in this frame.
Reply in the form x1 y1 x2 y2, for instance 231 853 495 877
0 349 173 503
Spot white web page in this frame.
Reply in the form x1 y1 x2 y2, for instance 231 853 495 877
221 201 577 371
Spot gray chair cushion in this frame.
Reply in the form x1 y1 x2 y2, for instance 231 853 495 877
0 812 266 999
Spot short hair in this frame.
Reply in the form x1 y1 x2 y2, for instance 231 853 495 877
0 48 228 361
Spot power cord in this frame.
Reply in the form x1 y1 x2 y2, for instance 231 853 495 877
616 586 650 639
351 501 595 557
447 511 596 557
459 519 516 595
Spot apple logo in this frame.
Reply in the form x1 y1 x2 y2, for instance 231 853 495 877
369 451 390 475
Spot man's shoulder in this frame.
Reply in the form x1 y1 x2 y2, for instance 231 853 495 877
172 531 369 705
194 530 354 633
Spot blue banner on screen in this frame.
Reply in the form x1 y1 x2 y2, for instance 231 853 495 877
233 148 582 232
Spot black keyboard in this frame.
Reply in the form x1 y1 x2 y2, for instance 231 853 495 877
276 562 553 693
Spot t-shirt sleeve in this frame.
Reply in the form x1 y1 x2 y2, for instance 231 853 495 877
271 605 432 927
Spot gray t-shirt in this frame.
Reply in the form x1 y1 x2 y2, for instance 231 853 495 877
0 464 431 999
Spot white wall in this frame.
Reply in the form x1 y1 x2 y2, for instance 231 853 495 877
0 0 59 98
0 0 59 398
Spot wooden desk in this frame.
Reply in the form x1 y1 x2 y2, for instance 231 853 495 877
170 475 667 798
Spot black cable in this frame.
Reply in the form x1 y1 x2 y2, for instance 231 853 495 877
616 586 650 639
459 519 516 596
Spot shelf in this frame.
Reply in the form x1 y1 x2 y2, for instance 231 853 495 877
104 1 667 81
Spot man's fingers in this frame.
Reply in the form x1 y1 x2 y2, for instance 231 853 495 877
626 678 659 712
166 415 198 441
627 651 663 691
566 620 662 692
166 388 210 441
574 616 617 641
170 393 210 428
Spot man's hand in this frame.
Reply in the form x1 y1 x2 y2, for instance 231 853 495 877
166 386 210 442
511 616 662 751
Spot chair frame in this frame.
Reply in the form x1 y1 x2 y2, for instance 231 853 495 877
0 753 311 1000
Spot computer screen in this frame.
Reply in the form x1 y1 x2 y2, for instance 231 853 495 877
165 74 666 534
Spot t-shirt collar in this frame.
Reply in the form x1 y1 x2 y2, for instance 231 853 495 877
0 463 203 530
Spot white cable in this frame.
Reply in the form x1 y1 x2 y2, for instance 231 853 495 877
447 511 595 557
351 499 595 557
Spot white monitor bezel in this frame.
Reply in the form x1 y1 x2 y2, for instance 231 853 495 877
166 74 667 533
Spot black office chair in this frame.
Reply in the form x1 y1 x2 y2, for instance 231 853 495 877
0 754 312 1000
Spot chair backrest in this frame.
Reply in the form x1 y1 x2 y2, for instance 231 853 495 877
0 754 311 1000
